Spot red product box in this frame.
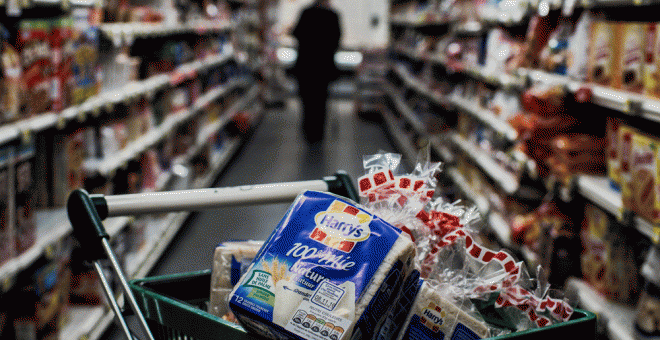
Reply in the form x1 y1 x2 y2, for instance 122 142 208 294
17 19 53 116
51 17 75 112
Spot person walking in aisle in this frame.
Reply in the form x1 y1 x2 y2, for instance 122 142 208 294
292 0 342 144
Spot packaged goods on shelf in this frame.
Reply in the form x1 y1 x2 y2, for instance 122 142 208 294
619 22 646 93
139 150 163 192
627 131 660 224
546 134 606 181
52 128 92 206
580 204 611 296
619 124 636 209
18 19 53 117
644 23 660 99
51 17 75 112
14 141 36 255
634 248 660 339
566 12 593 81
11 242 71 340
605 117 622 191
71 7 102 105
1 25 23 123
587 18 618 87
0 146 15 266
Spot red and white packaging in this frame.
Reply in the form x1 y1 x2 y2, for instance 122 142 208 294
17 19 53 116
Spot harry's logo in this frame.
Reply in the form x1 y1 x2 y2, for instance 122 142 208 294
310 201 372 253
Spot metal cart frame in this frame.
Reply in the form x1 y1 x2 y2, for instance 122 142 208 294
67 170 596 340
67 171 358 340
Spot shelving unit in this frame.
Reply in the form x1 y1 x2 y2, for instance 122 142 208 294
383 2 660 339
0 0 273 337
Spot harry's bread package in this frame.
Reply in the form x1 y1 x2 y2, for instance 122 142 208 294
228 190 416 340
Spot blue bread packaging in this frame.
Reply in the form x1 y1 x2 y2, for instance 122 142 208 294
228 190 416 340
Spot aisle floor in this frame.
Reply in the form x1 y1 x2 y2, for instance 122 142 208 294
149 96 399 276
103 94 400 339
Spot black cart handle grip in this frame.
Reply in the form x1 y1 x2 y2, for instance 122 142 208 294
68 189 110 261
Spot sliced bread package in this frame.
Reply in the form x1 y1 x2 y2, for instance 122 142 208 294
229 190 416 340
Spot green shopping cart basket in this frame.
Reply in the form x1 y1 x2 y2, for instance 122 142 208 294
128 270 596 340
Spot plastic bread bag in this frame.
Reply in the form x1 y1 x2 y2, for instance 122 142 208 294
424 212 575 333
208 240 264 319
228 190 416 340
357 151 442 245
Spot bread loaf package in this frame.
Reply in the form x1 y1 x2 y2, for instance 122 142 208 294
395 278 490 340
209 240 264 318
229 190 416 340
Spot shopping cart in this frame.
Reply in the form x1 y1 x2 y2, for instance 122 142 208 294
67 171 596 340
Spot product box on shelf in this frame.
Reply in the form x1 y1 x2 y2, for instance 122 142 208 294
1 28 23 123
17 19 53 116
627 131 660 224
0 145 15 266
52 128 90 207
618 22 646 93
14 141 36 255
71 7 101 105
580 203 610 295
12 242 71 340
139 149 163 192
587 19 619 87
51 17 75 112
644 23 660 99
606 117 622 190
620 124 637 209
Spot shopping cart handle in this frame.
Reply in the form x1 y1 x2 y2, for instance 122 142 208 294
68 189 110 261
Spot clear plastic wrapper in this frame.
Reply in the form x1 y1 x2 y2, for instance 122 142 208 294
358 152 575 338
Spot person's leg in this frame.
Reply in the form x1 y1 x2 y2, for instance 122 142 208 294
299 80 328 143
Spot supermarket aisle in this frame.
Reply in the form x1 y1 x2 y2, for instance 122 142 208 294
149 95 398 276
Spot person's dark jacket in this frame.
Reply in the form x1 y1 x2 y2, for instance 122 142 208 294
292 4 341 83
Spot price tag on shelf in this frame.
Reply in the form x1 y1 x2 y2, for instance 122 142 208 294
21 130 32 145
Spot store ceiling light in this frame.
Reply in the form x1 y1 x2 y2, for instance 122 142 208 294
276 47 297 64
334 51 363 67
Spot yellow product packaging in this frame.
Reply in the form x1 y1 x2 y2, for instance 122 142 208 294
644 23 660 98
588 20 620 87
629 132 660 224
619 22 646 93
581 204 610 294
620 125 637 211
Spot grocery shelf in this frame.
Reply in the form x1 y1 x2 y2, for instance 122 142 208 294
390 17 452 27
384 82 428 136
100 19 233 45
448 133 519 195
566 277 636 340
0 209 132 294
430 136 454 164
381 108 420 163
634 217 660 244
0 51 235 145
488 211 513 248
577 175 622 219
447 167 490 216
450 96 519 142
519 68 660 122
60 108 260 340
82 78 249 177
392 64 451 107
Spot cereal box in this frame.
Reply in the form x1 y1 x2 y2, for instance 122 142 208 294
606 117 622 190
628 132 660 223
644 23 660 99
14 141 36 254
620 125 637 210
619 22 646 93
1 32 23 123
17 19 53 116
588 19 617 86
